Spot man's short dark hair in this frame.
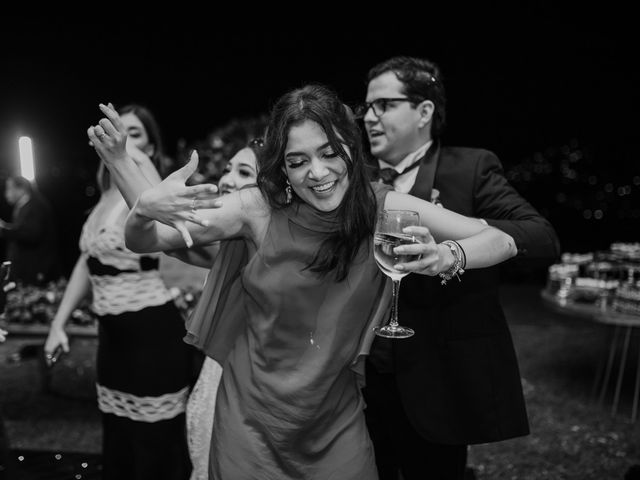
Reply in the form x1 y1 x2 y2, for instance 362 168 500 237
367 56 447 137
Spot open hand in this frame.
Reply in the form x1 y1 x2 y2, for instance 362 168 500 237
136 150 220 247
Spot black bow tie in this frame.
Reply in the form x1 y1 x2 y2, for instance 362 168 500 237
378 159 422 186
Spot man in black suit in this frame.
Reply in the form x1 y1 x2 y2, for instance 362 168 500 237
359 56 561 479
0 176 58 285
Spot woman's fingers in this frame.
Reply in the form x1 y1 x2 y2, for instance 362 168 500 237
87 126 99 142
193 198 224 209
99 117 119 137
187 184 218 196
99 103 125 132
167 150 200 183
397 251 440 275
175 221 194 248
44 330 70 360
393 226 439 274
402 226 433 243
87 127 104 152
188 212 210 228
393 226 433 256
88 125 109 146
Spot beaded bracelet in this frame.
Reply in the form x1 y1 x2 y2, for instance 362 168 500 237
439 240 466 285
453 240 467 269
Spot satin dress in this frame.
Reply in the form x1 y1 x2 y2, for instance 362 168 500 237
187 184 392 480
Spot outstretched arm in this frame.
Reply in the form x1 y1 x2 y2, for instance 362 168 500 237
124 154 269 253
385 190 517 273
88 103 222 246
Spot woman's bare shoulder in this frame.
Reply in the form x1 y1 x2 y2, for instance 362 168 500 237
236 185 270 217
236 186 271 246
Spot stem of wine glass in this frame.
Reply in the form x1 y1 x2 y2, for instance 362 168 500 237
389 279 401 327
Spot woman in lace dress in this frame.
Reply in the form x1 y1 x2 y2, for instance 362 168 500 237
90 86 517 479
45 104 192 480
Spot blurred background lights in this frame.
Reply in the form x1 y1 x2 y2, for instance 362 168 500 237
18 136 35 181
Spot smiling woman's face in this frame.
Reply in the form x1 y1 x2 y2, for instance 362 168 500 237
218 147 258 195
283 120 350 212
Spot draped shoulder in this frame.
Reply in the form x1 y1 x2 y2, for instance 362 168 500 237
350 181 393 384
184 239 249 362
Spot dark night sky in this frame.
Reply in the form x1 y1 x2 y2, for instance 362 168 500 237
0 10 637 274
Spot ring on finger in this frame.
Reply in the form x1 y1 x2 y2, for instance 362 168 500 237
191 197 197 213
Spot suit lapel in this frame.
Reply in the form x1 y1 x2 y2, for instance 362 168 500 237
409 140 440 201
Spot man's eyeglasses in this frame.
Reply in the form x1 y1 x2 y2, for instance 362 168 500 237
354 98 421 119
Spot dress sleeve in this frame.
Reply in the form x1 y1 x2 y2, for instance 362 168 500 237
184 239 249 363
349 182 394 387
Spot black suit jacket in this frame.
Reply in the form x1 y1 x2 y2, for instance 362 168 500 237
367 143 560 445
2 194 58 284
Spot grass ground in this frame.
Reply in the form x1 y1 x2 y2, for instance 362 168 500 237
1 282 639 479
468 284 640 479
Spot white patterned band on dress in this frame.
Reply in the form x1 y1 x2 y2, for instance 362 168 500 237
97 384 188 423
89 271 174 316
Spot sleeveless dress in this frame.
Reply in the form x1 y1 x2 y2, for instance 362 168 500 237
80 194 192 480
188 184 392 480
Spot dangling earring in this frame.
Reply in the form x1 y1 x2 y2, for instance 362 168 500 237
285 178 293 204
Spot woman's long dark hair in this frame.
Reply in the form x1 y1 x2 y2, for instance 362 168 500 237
257 84 377 281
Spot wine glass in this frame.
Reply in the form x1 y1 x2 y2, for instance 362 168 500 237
373 209 421 338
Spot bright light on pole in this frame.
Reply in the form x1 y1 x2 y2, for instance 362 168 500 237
18 136 35 181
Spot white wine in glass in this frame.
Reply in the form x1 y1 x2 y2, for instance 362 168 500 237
373 210 421 338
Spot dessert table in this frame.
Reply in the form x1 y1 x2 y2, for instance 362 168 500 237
541 288 640 422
